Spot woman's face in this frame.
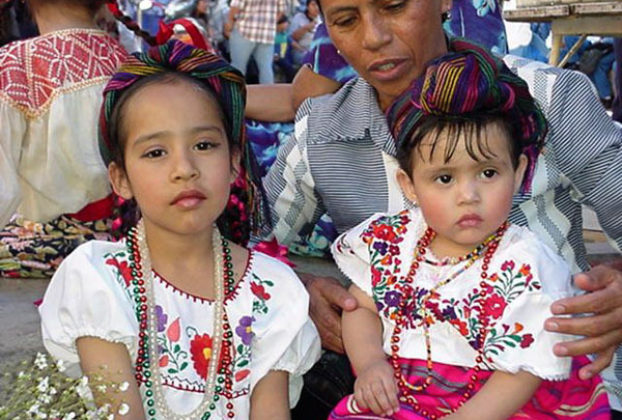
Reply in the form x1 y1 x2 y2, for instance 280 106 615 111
307 0 320 19
323 0 451 110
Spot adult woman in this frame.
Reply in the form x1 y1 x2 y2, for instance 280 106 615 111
0 0 127 277
262 0 622 415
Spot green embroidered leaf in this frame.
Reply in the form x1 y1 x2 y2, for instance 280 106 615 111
238 360 249 367
237 344 245 354
180 362 188 370
263 281 274 287
174 344 181 353
168 368 178 374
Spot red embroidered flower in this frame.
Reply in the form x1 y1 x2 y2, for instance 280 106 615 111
450 319 469 336
167 318 181 342
501 260 515 272
105 257 132 287
373 224 396 242
251 282 271 300
520 333 534 348
190 334 213 379
519 264 532 277
371 267 381 286
159 355 169 367
485 294 507 319
235 369 250 382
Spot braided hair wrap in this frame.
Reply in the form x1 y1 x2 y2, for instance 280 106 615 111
99 39 263 243
386 39 547 193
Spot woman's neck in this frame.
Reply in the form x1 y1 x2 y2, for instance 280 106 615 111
31 3 99 34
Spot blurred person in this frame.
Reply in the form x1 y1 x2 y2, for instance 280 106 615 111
224 0 286 83
289 0 319 66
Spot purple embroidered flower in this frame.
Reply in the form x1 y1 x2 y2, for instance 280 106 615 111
384 291 401 307
155 305 167 333
373 241 388 255
441 306 457 320
375 301 385 312
235 316 255 346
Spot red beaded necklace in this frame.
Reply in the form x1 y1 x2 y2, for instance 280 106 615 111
390 222 509 419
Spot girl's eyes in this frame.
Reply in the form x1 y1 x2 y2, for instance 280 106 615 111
435 174 453 185
481 169 498 179
194 140 218 151
142 148 165 159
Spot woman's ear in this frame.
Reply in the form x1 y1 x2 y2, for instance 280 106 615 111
396 168 418 205
108 162 134 200
513 154 529 194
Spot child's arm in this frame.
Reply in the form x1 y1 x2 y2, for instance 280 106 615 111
444 370 542 420
77 337 145 420
250 370 290 420
344 284 399 417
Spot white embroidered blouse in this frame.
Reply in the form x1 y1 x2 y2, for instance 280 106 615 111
39 240 321 419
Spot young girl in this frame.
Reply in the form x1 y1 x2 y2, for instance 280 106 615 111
39 40 320 419
328 44 610 419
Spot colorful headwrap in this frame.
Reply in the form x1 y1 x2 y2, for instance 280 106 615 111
99 39 264 244
386 38 547 193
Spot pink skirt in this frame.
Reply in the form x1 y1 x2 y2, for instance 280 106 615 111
328 356 610 419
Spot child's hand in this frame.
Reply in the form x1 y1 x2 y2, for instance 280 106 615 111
353 359 399 417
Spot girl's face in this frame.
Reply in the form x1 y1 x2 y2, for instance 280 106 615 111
109 79 238 238
307 0 320 18
397 122 527 257
322 0 451 110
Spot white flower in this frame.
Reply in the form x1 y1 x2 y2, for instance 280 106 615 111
34 353 48 370
17 371 25 378
56 359 66 373
61 413 76 420
96 384 107 393
118 381 130 392
49 386 57 395
76 376 91 400
37 376 49 393
118 403 130 415
37 392 52 405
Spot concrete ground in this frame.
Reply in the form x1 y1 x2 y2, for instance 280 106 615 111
0 212 618 397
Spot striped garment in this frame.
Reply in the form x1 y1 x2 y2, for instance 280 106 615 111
262 55 622 408
229 0 286 44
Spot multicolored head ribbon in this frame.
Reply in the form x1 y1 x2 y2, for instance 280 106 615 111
386 38 547 193
99 39 264 243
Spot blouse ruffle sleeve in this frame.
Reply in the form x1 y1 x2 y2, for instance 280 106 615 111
483 228 574 380
331 213 387 297
39 241 138 377
249 253 321 408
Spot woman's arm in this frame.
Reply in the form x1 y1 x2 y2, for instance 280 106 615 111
291 65 342 111
245 84 295 122
77 337 145 420
344 285 399 416
444 370 541 420
290 20 315 42
250 370 290 420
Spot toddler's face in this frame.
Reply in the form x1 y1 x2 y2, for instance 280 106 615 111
397 121 527 257
109 79 237 238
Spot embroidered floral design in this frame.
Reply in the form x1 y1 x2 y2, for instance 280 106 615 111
155 305 168 333
235 316 255 346
189 333 213 379
105 255 132 287
251 273 273 314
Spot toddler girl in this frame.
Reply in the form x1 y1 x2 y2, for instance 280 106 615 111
39 40 320 420
328 43 610 419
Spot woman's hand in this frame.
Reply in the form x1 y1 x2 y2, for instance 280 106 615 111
353 360 399 417
298 272 358 353
545 263 622 379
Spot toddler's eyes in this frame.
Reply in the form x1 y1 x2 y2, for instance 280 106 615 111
481 169 498 179
435 174 452 184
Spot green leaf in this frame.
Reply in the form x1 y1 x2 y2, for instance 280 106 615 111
263 281 274 286
180 362 188 370
174 344 181 353
237 360 249 367
168 368 178 374
237 344 244 353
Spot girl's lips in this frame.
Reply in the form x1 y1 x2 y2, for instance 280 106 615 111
457 214 483 228
171 190 206 209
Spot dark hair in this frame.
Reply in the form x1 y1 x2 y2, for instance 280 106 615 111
106 72 234 171
387 39 547 193
396 115 521 174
